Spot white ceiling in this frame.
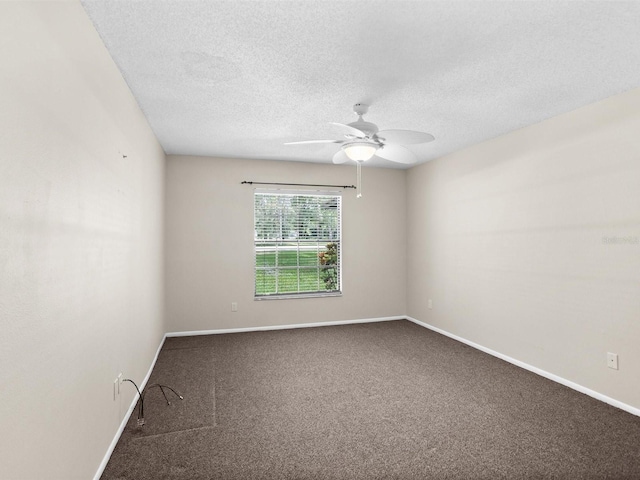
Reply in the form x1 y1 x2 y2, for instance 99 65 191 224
81 1 640 169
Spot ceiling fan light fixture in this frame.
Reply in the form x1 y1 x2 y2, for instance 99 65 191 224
342 141 377 162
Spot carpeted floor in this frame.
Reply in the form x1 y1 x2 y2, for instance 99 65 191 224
101 320 640 479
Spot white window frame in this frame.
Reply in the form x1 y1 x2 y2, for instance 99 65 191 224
253 189 342 300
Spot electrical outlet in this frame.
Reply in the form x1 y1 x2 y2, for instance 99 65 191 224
117 373 123 394
231 302 238 312
428 299 433 309
607 352 619 370
113 378 118 400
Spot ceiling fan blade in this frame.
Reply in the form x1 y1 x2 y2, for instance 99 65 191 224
329 122 366 137
376 129 435 145
375 143 418 164
284 139 342 145
332 149 350 164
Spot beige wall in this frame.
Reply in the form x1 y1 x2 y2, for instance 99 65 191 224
407 87 640 410
165 156 406 331
0 2 165 479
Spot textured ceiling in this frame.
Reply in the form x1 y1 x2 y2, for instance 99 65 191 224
81 1 640 168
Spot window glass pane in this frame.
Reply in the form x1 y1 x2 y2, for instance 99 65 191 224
298 242 320 266
320 265 338 291
277 269 299 293
255 250 275 268
299 268 320 291
275 248 298 267
255 269 276 295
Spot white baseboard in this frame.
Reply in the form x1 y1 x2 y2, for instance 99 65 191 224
166 315 403 337
93 334 167 480
405 316 640 418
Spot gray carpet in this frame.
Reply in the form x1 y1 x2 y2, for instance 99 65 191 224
101 320 640 479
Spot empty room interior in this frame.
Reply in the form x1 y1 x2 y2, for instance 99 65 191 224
2 1 640 479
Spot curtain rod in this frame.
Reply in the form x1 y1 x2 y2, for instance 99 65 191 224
241 181 356 189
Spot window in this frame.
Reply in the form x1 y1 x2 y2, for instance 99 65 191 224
254 191 341 298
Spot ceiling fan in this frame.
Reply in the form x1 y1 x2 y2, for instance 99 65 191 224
285 103 435 165
285 103 434 197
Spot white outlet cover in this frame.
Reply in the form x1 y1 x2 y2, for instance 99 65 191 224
607 352 619 370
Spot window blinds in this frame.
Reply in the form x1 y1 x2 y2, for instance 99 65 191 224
254 192 342 298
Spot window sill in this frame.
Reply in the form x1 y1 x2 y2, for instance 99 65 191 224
254 292 342 301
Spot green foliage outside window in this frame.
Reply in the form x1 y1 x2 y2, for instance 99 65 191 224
318 242 338 290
